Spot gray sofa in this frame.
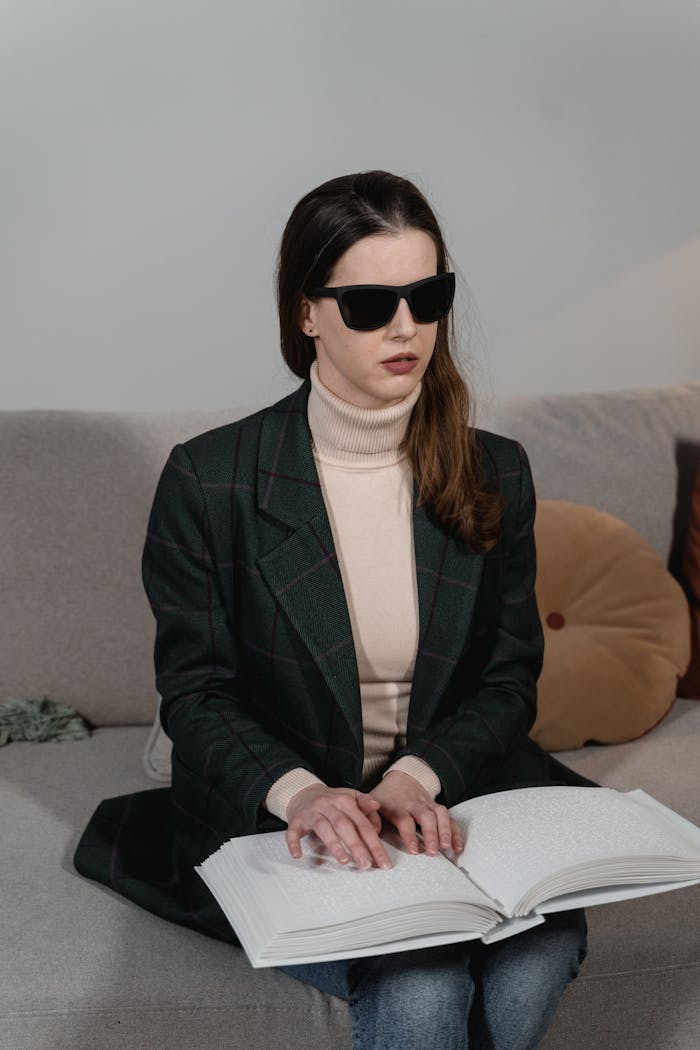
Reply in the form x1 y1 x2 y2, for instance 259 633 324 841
2 383 699 1050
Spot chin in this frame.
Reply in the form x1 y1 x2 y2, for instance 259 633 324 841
373 375 421 405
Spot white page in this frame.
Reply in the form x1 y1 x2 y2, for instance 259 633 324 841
627 789 700 847
451 787 700 915
275 902 494 953
255 929 487 969
535 876 700 913
197 786 700 966
200 831 500 936
259 914 547 968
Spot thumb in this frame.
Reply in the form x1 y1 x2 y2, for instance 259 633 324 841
355 794 381 810
369 810 383 832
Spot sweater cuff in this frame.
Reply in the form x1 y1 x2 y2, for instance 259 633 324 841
383 756 442 799
265 768 326 822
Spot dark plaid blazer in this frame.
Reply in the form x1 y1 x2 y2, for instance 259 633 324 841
74 378 593 944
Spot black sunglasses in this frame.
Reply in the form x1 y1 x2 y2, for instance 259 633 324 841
307 272 455 331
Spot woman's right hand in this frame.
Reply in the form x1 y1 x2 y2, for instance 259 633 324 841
285 785 392 870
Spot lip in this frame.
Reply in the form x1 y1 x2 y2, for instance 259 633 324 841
381 357 418 375
382 353 418 363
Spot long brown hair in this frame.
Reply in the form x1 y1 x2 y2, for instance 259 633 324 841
276 170 502 552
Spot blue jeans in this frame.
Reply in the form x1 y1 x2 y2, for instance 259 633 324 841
279 908 587 1050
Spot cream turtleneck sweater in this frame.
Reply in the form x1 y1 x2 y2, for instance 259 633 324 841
264 360 442 821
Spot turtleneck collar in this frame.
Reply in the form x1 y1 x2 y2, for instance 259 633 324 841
307 359 422 467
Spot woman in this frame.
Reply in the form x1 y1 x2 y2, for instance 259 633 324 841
75 170 591 1049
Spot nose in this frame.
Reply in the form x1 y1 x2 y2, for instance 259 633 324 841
387 296 417 338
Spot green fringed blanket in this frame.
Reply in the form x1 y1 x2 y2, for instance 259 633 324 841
0 696 91 745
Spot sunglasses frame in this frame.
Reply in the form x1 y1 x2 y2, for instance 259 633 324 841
306 272 455 331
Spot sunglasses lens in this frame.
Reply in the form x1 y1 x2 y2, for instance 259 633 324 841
329 273 455 330
409 274 455 322
340 288 398 330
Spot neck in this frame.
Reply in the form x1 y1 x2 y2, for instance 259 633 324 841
307 359 421 467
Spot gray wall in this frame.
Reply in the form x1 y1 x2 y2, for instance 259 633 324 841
3 0 699 411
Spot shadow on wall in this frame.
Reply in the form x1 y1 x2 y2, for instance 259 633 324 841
493 238 700 396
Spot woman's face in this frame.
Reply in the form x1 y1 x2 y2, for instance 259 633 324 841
300 229 439 409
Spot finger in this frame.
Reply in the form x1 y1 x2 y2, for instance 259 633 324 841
286 811 331 860
285 823 304 860
327 812 376 869
355 795 381 811
286 803 361 866
352 799 382 836
352 806 385 841
417 808 440 855
331 794 377 826
311 814 353 866
331 798 390 866
393 813 421 855
333 793 379 820
351 794 382 832
434 806 454 851
361 826 392 870
450 817 464 854
366 809 382 835
335 811 393 871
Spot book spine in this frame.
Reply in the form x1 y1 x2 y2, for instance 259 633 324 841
480 914 544 944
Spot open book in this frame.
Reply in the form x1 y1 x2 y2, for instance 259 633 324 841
195 786 700 968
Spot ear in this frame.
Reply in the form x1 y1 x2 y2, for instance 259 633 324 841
298 296 318 338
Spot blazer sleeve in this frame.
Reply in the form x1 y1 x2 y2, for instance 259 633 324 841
398 442 543 806
142 443 318 834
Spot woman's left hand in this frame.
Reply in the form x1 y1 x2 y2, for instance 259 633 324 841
367 771 463 857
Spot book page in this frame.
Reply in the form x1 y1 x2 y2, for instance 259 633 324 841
262 914 546 968
536 876 700 913
450 787 700 915
226 831 498 933
198 828 515 966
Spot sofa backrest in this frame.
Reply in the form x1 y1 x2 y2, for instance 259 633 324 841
478 383 700 562
0 409 247 727
2 383 698 726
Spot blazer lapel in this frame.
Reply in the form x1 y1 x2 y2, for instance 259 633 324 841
254 378 484 754
409 487 484 730
255 381 363 752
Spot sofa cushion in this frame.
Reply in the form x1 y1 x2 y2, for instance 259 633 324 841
532 501 691 750
0 728 350 1050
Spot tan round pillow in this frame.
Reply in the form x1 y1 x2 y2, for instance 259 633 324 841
532 500 691 751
